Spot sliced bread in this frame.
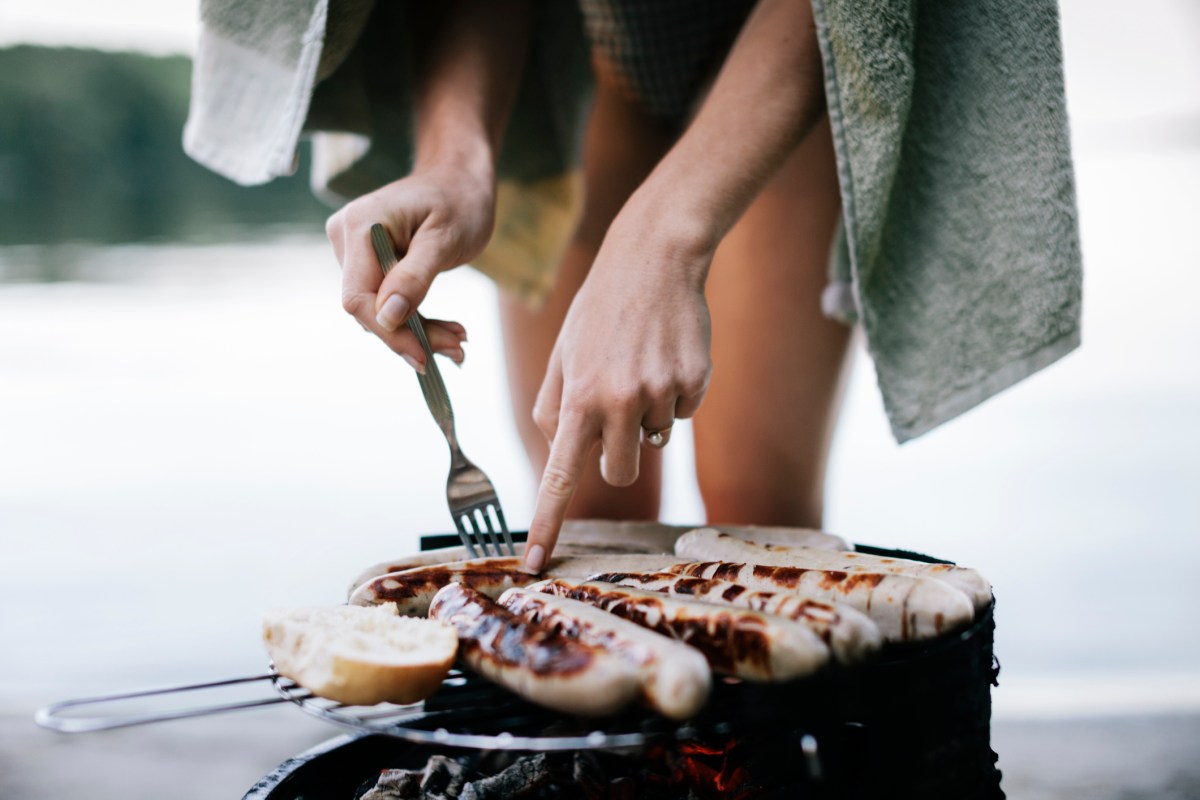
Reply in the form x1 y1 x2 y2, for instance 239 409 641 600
262 603 457 706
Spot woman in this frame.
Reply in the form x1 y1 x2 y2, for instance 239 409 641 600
325 0 849 572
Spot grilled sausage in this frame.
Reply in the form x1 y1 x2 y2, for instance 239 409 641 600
347 545 511 597
350 558 535 615
560 519 849 554
527 578 830 682
346 542 648 598
428 583 641 716
675 529 992 610
590 571 882 665
667 561 973 642
498 588 711 719
351 555 689 616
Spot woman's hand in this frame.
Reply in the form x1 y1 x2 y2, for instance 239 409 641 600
524 208 715 571
325 159 496 371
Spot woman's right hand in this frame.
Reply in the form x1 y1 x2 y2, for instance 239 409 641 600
325 160 496 372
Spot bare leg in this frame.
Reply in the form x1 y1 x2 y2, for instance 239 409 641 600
499 58 673 520
694 115 851 528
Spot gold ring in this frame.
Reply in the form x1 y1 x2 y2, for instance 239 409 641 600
643 425 673 448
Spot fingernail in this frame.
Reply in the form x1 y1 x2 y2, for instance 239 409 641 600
436 346 465 366
524 544 546 573
401 354 426 375
376 294 409 332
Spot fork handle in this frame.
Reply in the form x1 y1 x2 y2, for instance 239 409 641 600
406 313 463 457
368 224 463 456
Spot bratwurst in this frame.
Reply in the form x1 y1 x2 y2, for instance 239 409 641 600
428 583 641 716
498 588 711 719
589 571 882 665
666 561 974 642
675 529 992 609
351 554 687 616
527 578 830 682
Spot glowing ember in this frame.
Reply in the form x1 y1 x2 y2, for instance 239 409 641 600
670 738 760 800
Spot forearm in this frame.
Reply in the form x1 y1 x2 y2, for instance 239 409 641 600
409 0 532 175
628 0 827 273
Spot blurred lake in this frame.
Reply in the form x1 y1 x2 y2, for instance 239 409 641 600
1 0 1199 726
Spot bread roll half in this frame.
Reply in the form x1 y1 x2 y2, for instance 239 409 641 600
262 604 457 706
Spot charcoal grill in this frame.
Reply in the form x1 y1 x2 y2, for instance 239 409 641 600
37 533 1004 798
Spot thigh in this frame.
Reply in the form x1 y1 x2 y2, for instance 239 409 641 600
499 56 674 521
693 115 853 528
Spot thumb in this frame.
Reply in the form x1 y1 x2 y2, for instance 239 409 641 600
374 231 456 332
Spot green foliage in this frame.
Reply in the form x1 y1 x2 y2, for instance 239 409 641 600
0 45 330 247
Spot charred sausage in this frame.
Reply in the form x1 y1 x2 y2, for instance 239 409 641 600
428 583 641 716
526 578 830 682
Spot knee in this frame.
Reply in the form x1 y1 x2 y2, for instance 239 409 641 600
698 474 825 530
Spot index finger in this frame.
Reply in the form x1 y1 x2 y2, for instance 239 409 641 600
525 410 597 573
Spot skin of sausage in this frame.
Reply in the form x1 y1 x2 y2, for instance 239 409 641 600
666 561 974 642
526 578 830 682
350 555 690 615
350 558 535 615
498 587 711 719
590 571 882 665
675 529 991 609
428 583 641 716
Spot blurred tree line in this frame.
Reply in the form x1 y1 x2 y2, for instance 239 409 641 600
0 45 329 247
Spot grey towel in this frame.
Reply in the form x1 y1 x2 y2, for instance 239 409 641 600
812 0 1083 441
184 0 1082 443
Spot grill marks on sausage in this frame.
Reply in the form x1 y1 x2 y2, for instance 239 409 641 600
371 562 533 602
539 582 775 675
713 562 744 582
749 564 804 588
841 573 886 592
429 585 595 677
592 571 847 648
663 560 965 643
674 562 887 599
504 596 643 666
679 530 991 612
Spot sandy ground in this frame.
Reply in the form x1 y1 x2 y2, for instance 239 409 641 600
2 711 1198 799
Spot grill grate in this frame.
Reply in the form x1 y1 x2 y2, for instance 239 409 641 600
271 667 741 751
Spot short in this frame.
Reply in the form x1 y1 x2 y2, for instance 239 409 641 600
578 0 756 125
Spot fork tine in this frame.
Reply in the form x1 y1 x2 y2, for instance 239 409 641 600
465 508 488 557
492 505 516 557
475 506 504 558
465 508 494 558
454 515 481 559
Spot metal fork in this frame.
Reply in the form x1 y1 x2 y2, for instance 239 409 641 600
369 224 515 559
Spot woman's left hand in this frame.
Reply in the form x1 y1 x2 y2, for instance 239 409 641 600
524 209 715 571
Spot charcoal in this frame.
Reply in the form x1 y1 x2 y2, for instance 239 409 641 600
571 752 606 800
459 753 550 800
420 755 470 798
360 768 425 800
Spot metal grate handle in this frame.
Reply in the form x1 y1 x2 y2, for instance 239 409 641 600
35 674 295 733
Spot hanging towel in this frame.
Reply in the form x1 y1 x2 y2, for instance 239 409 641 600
811 0 1082 441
